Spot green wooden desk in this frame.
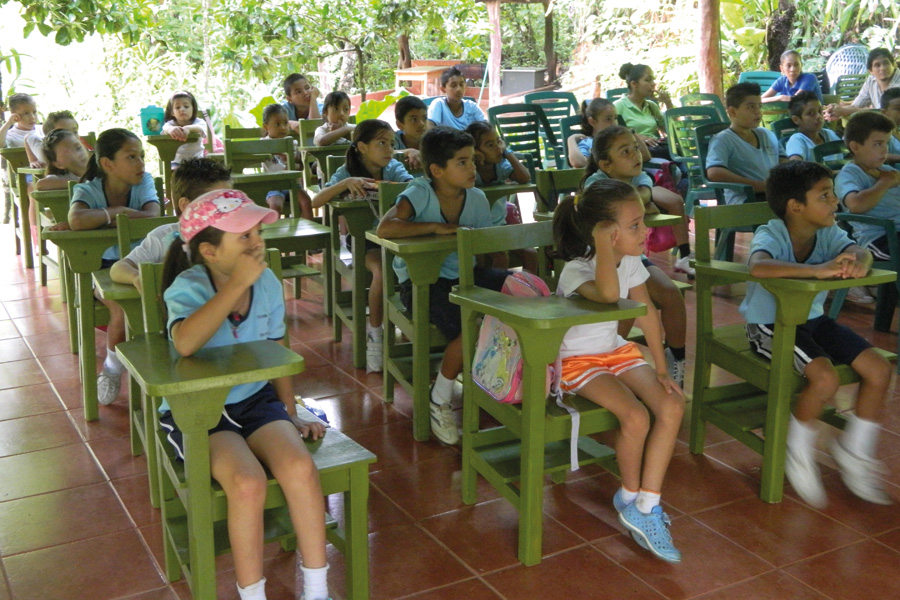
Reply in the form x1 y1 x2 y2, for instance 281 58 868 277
366 230 458 441
478 182 537 204
297 138 350 190
260 217 332 308
43 227 119 421
0 147 33 268
329 199 378 369
232 171 305 217
115 335 375 600
31 188 70 287
145 134 201 207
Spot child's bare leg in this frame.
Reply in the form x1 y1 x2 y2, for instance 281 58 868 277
795 357 839 422
576 373 650 491
99 296 127 351
440 336 463 379
364 248 383 328
297 187 314 220
209 431 268 587
645 266 686 349
850 348 891 422
514 247 539 273
651 186 689 248
618 365 684 492
266 193 285 215
249 421 327 568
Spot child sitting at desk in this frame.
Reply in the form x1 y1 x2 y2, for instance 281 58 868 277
426 67 487 130
69 128 161 407
394 95 428 171
785 91 842 162
761 50 823 103
743 160 892 508
161 90 207 169
706 82 786 205
259 103 314 219
281 72 322 130
314 91 354 147
376 126 508 445
25 110 79 168
0 93 39 150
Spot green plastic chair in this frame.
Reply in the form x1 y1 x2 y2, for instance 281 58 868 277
559 114 584 167
690 202 896 502
664 106 723 216
488 103 563 170
0 147 33 268
834 73 868 103
523 91 579 149
770 117 799 150
737 71 780 89
605 87 629 101
812 139 851 171
679 93 727 123
449 220 645 565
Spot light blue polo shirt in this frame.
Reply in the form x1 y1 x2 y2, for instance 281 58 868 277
390 177 493 283
706 127 784 205
162 265 286 411
583 169 653 191
577 136 593 159
785 128 842 161
426 98 486 130
740 219 855 324
834 162 900 247
326 159 413 227
70 172 160 260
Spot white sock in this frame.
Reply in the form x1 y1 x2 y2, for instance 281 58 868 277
619 486 638 505
300 563 329 600
366 323 383 341
842 413 880 460
103 350 124 375
431 373 454 405
236 577 266 600
787 414 817 460
635 489 661 514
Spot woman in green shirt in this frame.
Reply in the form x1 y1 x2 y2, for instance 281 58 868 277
614 63 674 161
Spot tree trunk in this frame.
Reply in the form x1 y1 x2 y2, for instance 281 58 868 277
397 33 411 70
766 0 797 71
699 0 723 97
357 47 366 102
338 46 357 92
543 0 557 85
487 0 501 106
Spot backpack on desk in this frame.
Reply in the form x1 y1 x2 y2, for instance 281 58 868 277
472 271 558 403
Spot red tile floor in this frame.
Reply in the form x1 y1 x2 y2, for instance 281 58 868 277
1 224 900 600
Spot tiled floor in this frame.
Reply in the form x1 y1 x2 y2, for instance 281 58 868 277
1 224 900 600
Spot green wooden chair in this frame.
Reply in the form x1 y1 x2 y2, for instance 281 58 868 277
689 202 897 503
488 103 563 170
737 71 780 89
31 187 70 287
664 105 723 216
225 137 303 217
523 91 578 149
534 167 583 214
761 101 790 130
449 220 645 565
0 147 33 268
324 154 348 184
223 124 263 139
605 87 629 101
679 93 727 123
694 121 757 260
145 133 204 209
117 254 376 600
834 73 868 103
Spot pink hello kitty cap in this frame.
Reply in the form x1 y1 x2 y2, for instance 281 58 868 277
180 189 278 243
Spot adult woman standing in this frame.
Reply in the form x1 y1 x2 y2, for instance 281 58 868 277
825 48 900 121
614 63 674 160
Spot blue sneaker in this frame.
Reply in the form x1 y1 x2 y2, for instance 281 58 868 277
613 490 650 550
619 503 681 563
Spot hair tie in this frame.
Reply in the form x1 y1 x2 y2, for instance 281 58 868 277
573 194 581 206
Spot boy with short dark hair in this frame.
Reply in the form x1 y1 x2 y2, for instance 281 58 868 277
394 95 428 170
742 160 893 508
280 73 321 131
880 87 900 163
426 67 487 131
706 82 786 205
785 91 842 162
0 93 39 149
834 111 900 261
376 127 508 444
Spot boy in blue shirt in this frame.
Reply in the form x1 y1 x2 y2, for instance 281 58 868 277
377 127 508 444
742 161 892 508
426 67 487 131
707 83 786 205
834 111 900 261
784 91 842 162
394 95 428 171
880 87 900 164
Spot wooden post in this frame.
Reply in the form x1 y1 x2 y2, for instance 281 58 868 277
699 0 723 97
487 0 502 107
543 0 557 85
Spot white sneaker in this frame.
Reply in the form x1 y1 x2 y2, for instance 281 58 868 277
366 333 383 373
829 439 893 505
673 253 695 279
846 286 875 305
785 447 827 508
664 348 685 388
97 370 121 406
429 401 459 445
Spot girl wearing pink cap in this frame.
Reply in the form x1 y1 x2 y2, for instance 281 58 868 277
160 189 331 600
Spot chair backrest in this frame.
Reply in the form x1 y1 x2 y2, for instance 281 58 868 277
559 114 583 167
694 121 732 174
813 71 829 96
139 247 282 336
665 106 722 164
605 87 629 101
0 147 28 195
523 91 579 143
679 93 727 123
760 101 789 129
224 125 263 139
770 117 799 148
324 154 348 183
812 140 851 172
377 181 410 217
31 188 70 223
694 202 775 263
116 213 178 259
825 44 869 93
488 103 560 169
298 119 325 145
534 167 584 212
737 71 779 89
224 137 295 173
457 221 553 288
834 73 868 103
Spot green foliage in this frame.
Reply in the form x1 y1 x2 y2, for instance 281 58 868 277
356 90 409 122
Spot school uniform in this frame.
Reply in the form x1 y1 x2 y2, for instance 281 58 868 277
834 162 900 254
706 127 784 205
426 98 486 130
785 128 842 161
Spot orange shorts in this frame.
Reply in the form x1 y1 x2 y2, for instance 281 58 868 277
559 342 647 393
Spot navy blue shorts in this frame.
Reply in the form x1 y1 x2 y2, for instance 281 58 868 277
746 315 872 374
399 266 509 340
159 383 291 460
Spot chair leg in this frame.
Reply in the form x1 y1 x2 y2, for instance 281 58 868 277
77 273 99 421
411 282 432 442
873 281 897 332
759 323 795 504
345 463 371 600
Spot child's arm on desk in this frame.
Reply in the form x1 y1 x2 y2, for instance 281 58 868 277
749 247 872 280
377 197 458 238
